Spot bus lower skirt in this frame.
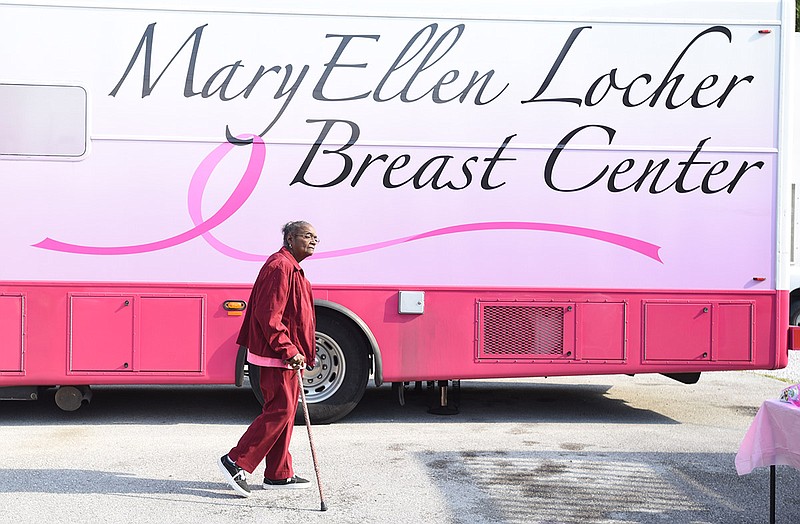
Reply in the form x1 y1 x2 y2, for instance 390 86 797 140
0 386 40 401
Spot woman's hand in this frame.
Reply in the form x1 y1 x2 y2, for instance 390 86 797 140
286 353 306 370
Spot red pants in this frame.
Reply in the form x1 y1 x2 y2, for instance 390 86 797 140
228 366 298 480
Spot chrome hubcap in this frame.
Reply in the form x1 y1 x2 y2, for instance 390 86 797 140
303 332 346 403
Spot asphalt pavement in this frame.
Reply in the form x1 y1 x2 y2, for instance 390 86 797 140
0 369 798 524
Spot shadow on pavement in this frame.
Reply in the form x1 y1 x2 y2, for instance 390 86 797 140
345 380 677 425
0 379 675 426
0 467 317 512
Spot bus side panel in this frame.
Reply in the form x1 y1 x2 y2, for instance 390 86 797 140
0 283 251 386
322 287 787 382
0 283 787 387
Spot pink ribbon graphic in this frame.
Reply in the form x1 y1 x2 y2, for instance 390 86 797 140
311 222 662 263
34 137 662 263
34 135 265 256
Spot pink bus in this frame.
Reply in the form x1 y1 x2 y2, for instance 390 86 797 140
1 0 797 422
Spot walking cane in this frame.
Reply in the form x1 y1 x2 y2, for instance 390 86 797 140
297 368 328 511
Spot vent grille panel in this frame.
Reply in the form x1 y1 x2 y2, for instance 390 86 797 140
480 305 565 358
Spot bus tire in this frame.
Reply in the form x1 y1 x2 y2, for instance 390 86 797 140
248 364 265 407
790 299 800 325
235 345 247 388
247 313 370 424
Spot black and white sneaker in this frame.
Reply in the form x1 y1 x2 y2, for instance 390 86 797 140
218 454 251 497
263 475 312 489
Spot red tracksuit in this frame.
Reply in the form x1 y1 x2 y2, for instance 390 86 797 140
229 247 316 479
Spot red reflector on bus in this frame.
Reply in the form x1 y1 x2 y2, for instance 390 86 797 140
758 29 772 34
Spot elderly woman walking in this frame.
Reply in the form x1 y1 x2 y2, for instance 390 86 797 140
218 221 318 496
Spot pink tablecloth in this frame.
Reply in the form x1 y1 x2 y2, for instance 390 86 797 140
735 398 800 475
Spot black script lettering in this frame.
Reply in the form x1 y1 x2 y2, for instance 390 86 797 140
522 26 591 106
109 22 311 146
585 71 654 107
373 24 507 105
109 22 206 98
224 64 310 144
382 155 412 187
636 26 753 109
544 124 764 194
649 138 710 193
385 154 475 190
203 61 244 100
313 34 380 101
292 119 511 190
350 154 389 187
292 119 361 188
545 125 614 191
481 135 517 189
705 159 764 193
524 25 753 110
380 152 476 190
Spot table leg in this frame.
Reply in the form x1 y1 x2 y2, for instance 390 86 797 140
770 465 775 524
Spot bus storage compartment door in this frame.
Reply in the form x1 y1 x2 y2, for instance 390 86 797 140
576 302 626 361
0 295 24 372
714 302 754 361
643 302 712 362
643 301 754 362
70 295 134 372
139 296 203 372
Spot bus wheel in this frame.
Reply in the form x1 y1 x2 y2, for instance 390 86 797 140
303 314 370 424
248 314 370 424
54 385 92 411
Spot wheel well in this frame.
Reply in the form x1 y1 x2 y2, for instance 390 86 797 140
314 300 383 387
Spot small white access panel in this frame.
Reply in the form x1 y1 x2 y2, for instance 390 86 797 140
398 291 424 314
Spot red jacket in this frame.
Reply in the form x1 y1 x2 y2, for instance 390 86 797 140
237 247 316 365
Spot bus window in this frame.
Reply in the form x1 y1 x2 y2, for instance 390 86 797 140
0 83 87 158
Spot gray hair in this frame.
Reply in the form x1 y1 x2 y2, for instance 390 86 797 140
282 221 311 249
